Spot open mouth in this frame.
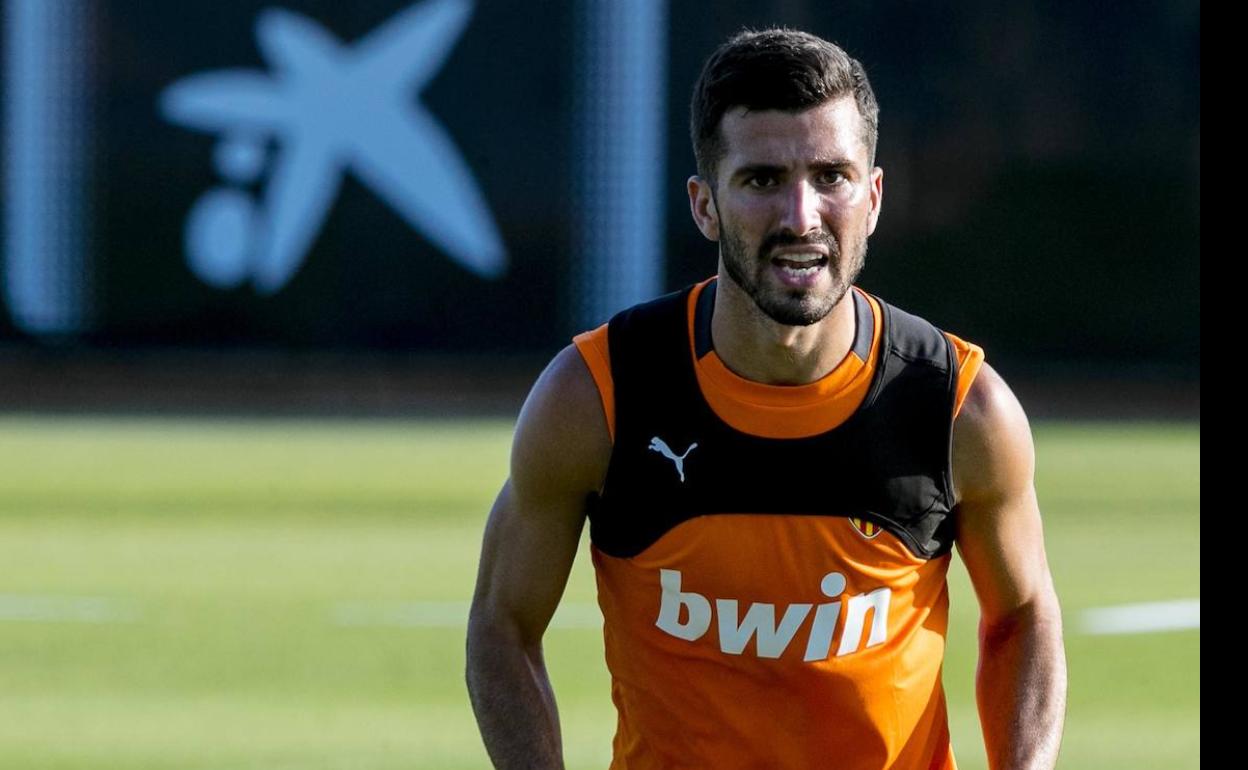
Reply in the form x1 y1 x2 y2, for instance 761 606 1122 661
771 254 828 278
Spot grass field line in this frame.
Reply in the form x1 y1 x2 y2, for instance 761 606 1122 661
332 600 604 629
0 594 1201 636
0 594 141 623
337 599 1203 636
1079 599 1200 634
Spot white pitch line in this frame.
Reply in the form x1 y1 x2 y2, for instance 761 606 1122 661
332 600 603 629
0 594 140 623
1080 599 1200 635
0 594 1203 636
337 599 1205 636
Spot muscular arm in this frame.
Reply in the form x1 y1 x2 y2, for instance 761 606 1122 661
466 345 611 769
953 363 1067 770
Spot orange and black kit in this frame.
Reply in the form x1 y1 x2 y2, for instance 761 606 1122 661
574 277 983 769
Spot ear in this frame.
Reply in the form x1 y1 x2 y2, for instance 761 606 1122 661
687 175 720 241
865 166 883 237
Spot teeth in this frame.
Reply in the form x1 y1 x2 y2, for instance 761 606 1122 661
775 252 824 264
781 264 821 276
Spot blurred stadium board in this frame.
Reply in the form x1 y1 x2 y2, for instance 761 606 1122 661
1 0 1198 381
0 416 1198 769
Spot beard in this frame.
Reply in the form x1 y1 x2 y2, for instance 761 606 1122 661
719 222 866 327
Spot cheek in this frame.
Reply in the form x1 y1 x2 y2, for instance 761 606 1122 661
826 195 876 236
720 204 772 244
829 181 870 208
720 220 757 261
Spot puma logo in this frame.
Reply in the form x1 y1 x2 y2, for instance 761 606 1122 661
649 437 698 483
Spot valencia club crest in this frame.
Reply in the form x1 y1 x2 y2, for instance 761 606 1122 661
849 516 883 540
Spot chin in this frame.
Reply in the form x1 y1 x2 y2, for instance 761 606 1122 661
756 293 836 327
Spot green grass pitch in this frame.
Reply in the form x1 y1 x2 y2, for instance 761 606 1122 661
0 416 1198 769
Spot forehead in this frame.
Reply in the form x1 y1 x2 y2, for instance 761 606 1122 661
717 96 869 172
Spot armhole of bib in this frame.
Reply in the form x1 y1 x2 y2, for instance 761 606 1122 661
573 324 616 443
943 331 985 418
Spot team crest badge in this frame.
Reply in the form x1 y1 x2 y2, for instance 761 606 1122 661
849 517 882 540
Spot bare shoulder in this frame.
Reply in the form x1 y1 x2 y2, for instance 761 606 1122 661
511 343 612 500
952 361 1035 508
952 361 1056 621
468 344 611 640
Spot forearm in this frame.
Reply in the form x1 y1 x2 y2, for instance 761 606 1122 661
976 599 1067 770
466 616 564 770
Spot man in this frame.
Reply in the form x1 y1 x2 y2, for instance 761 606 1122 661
467 28 1065 770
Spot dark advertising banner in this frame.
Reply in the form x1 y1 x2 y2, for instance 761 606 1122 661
110 0 573 351
4 0 584 350
1 1 1199 371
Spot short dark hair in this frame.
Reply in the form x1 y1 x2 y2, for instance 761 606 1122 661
690 28 879 182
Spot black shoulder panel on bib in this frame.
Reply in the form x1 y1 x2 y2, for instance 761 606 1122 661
589 282 959 560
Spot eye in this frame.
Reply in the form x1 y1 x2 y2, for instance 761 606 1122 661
816 169 847 186
745 173 778 189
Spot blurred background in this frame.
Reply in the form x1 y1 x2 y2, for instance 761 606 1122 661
0 1 1198 768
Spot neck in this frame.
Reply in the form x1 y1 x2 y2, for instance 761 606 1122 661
710 266 857 386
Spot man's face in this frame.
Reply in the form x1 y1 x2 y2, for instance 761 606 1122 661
690 97 883 326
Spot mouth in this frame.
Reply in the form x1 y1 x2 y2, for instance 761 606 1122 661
768 241 830 266
769 251 828 287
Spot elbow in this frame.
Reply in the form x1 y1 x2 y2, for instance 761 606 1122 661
980 590 1064 646
466 599 541 662
467 601 509 656
464 602 550 704
465 603 515 692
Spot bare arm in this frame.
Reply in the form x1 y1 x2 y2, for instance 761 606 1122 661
466 345 611 769
953 363 1067 770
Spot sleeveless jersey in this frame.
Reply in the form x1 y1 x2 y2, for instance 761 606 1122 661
573 277 984 770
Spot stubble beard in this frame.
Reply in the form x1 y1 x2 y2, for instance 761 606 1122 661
719 222 867 327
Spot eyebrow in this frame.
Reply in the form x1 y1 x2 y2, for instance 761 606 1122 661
729 159 855 182
730 163 785 182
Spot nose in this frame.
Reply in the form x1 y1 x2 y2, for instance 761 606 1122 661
778 179 823 237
